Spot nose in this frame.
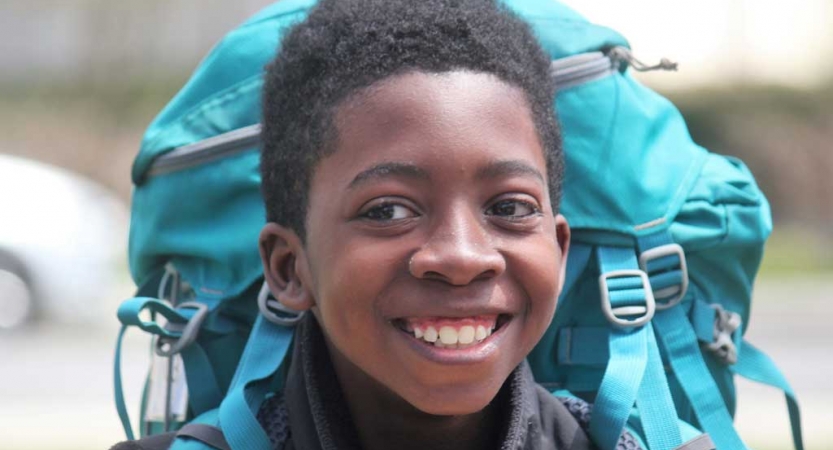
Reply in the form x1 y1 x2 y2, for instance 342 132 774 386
408 208 506 285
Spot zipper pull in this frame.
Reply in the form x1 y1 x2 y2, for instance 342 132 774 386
608 46 678 72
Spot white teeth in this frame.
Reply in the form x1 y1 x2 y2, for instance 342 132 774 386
423 326 438 343
458 326 475 344
406 320 499 347
475 325 487 341
439 326 458 345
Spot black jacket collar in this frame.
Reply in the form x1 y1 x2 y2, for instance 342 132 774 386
282 315 593 450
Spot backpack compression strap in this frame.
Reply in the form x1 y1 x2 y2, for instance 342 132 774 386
732 340 804 450
214 284 300 450
637 230 750 450
115 297 223 439
589 245 682 450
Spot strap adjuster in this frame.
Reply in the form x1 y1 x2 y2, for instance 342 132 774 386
155 302 209 357
257 282 306 326
706 304 741 365
638 243 688 310
598 270 656 328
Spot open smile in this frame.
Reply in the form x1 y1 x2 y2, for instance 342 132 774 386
390 314 513 363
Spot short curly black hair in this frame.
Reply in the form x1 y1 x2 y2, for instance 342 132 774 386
261 0 562 241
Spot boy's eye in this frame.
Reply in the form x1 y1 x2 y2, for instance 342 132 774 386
486 199 539 218
360 202 418 221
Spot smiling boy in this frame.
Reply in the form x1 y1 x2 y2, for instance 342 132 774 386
112 0 603 449
253 0 591 449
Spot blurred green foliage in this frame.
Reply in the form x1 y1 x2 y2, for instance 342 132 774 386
759 227 833 277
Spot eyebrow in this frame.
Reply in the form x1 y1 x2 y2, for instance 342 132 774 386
475 159 545 184
348 162 430 189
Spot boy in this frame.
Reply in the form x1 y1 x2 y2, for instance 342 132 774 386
255 0 583 448
116 0 640 448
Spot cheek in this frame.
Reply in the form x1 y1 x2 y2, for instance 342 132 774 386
309 238 407 337
505 236 561 337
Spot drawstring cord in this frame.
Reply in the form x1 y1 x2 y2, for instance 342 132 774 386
608 46 678 72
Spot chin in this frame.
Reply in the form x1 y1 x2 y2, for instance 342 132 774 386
405 386 498 417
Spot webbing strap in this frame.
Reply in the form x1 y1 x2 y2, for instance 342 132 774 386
637 324 683 449
117 297 192 339
590 246 679 450
733 340 804 450
588 324 647 449
114 296 222 439
219 315 293 450
180 342 222 416
589 246 648 448
114 324 135 440
557 326 609 366
561 243 593 305
690 298 716 343
638 230 750 450
653 307 748 449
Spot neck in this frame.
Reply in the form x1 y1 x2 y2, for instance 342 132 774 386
326 340 502 450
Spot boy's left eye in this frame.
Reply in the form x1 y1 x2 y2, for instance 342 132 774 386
486 199 539 218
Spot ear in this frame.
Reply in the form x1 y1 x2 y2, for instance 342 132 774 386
259 222 315 312
554 214 571 295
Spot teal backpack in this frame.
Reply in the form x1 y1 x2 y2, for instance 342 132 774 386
113 1 804 449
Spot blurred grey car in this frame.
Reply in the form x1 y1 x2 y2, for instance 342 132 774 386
0 154 130 329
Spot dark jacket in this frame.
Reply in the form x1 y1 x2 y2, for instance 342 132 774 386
112 316 632 450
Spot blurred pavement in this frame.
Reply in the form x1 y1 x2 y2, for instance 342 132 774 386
0 277 830 450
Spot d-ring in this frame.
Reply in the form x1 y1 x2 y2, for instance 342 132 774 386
257 281 306 326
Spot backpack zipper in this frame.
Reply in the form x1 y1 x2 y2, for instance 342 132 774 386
147 124 262 177
550 51 616 91
148 47 668 177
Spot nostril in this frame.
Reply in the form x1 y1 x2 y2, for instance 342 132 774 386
474 269 497 281
422 271 445 281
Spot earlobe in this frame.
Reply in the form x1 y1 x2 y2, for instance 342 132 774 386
259 223 315 312
554 214 571 294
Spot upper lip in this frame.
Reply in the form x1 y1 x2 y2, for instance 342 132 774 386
389 309 512 320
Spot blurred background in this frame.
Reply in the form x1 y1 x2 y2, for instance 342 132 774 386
0 0 830 449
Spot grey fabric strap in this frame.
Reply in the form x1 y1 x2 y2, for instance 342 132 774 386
176 423 231 450
673 434 716 450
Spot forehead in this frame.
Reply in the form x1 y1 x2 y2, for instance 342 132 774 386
328 70 545 172
338 70 531 128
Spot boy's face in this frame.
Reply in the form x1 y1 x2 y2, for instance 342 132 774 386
261 70 569 415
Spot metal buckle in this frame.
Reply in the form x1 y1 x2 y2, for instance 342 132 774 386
638 243 688 311
598 270 656 328
155 302 209 357
257 281 306 327
706 304 741 365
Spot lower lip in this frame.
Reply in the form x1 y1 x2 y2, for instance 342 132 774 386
395 319 511 365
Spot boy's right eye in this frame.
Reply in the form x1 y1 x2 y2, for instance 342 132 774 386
359 201 418 222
